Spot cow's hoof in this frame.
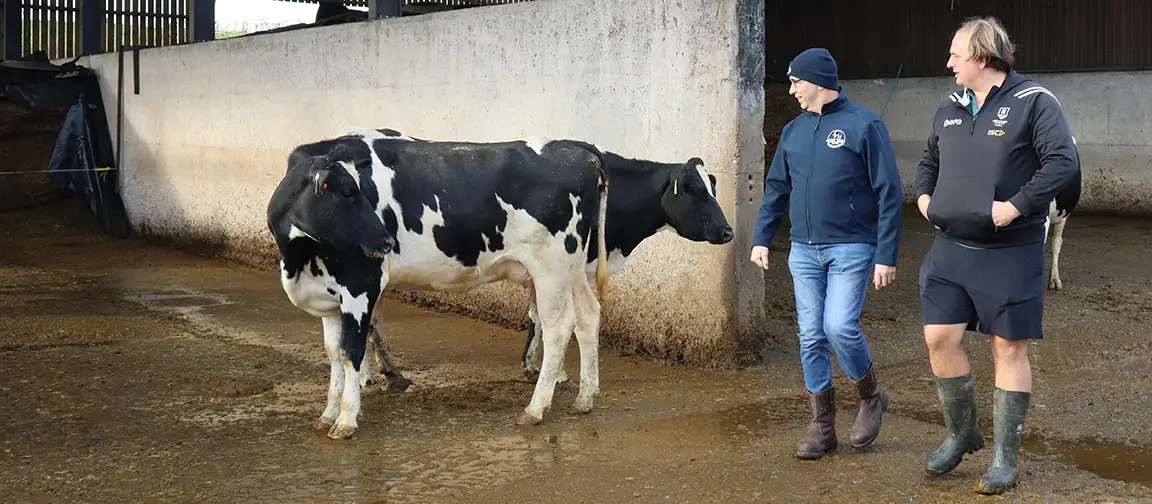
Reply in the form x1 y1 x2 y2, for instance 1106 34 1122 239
557 378 578 392
360 382 383 397
315 416 337 430
515 411 543 426
385 373 411 392
327 423 356 439
568 399 594 415
523 369 541 383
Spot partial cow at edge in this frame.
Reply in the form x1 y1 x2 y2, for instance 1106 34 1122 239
267 128 610 440
1044 136 1082 291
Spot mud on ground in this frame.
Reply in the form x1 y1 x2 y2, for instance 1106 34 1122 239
2 99 1152 502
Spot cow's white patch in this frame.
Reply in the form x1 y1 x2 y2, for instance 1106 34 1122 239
281 258 340 318
338 160 360 189
288 225 315 241
363 143 397 218
584 249 629 276
563 194 582 250
523 137 552 156
338 286 371 327
320 316 344 424
695 165 716 198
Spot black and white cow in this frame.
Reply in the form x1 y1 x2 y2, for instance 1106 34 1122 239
1044 136 1082 290
362 149 735 388
267 128 610 439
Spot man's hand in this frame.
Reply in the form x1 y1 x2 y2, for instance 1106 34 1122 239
750 246 770 270
918 194 931 220
991 201 1022 227
873 264 896 290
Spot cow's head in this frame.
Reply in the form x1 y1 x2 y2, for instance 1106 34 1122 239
279 145 394 257
661 158 734 244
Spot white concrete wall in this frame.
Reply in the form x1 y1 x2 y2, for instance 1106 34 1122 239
76 0 767 368
838 70 1152 214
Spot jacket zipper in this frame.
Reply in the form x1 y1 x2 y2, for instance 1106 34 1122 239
805 115 821 245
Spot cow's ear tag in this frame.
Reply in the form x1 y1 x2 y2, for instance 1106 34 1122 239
673 180 678 195
313 172 325 195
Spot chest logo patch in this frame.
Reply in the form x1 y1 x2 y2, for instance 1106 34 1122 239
993 106 1011 127
825 129 846 149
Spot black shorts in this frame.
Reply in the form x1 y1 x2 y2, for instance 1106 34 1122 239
918 235 1046 340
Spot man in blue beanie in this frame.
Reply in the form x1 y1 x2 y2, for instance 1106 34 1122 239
752 47 904 459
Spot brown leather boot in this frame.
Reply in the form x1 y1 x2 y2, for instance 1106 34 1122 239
850 367 890 448
796 386 837 459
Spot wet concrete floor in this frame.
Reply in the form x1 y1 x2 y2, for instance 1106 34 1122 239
2 198 1152 503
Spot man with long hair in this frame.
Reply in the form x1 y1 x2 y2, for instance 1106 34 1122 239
913 17 1080 494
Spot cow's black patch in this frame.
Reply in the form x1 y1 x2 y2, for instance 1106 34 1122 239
364 137 603 266
485 230 504 252
564 235 578 254
382 207 400 254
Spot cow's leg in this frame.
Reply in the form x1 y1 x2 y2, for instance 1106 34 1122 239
326 277 382 440
522 297 542 380
569 266 601 414
359 335 378 394
524 294 575 390
366 320 411 392
317 316 345 430
1048 215 1068 290
516 275 577 426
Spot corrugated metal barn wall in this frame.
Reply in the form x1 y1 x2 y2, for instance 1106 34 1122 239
766 0 1152 81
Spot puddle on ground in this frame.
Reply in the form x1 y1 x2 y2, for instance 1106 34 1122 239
887 405 1152 488
120 287 316 361
700 395 1152 488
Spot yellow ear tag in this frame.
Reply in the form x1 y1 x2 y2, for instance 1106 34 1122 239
673 180 678 195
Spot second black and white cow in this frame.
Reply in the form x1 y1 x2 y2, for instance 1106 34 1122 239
268 128 610 439
1044 136 1082 290
362 148 735 388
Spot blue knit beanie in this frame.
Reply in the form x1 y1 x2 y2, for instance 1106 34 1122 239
788 48 839 90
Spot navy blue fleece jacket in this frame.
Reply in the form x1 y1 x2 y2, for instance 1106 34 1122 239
753 91 904 266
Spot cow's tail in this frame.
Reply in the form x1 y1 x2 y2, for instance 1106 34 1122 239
593 151 609 302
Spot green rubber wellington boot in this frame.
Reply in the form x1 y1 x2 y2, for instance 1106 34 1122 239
925 374 985 475
975 388 1031 495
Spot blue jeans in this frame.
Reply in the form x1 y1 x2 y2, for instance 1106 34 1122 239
787 242 876 394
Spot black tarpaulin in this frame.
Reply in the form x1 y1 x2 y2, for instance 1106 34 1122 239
0 51 129 238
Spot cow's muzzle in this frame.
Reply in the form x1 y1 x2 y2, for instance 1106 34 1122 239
361 237 395 258
710 225 734 244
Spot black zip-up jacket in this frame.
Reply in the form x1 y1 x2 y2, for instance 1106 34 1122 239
914 70 1080 248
